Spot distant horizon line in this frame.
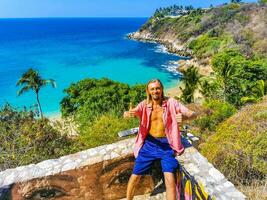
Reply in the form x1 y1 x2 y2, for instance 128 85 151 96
0 16 150 20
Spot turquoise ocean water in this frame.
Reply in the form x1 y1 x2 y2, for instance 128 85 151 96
0 18 183 116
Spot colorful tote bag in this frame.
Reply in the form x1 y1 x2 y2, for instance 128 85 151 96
176 165 214 200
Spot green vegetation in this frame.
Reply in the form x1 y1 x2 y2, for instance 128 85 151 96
153 4 194 19
188 33 233 58
193 100 237 133
180 66 202 103
140 3 267 58
140 7 206 42
3 4 266 198
16 68 56 119
60 78 146 124
241 80 267 104
199 78 222 100
211 49 267 106
79 112 138 148
0 104 80 170
200 97 267 184
60 78 145 148
1 77 145 170
179 45 266 108
180 48 267 107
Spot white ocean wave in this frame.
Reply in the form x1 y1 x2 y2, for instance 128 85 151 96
162 61 183 76
154 44 170 54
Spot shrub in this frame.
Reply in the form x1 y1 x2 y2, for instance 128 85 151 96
193 99 237 132
0 105 80 170
211 49 267 106
188 33 233 58
79 111 139 148
200 97 267 183
60 78 146 126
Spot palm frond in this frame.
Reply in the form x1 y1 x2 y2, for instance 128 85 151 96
17 85 31 96
252 80 265 98
45 79 57 88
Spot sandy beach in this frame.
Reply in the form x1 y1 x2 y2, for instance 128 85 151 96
165 83 183 98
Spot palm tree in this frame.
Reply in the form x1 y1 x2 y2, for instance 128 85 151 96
16 68 56 119
199 79 213 98
241 80 266 105
199 77 222 100
251 80 266 98
212 49 242 102
180 65 202 103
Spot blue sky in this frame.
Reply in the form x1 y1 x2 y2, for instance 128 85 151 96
0 0 257 18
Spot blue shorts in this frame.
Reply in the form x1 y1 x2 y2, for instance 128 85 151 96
133 135 179 175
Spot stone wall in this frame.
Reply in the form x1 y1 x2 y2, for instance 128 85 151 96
0 138 246 200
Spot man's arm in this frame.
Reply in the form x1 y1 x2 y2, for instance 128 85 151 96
123 107 138 118
123 101 143 119
175 100 199 122
175 109 198 123
184 110 198 120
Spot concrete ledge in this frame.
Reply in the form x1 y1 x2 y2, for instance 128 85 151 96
0 137 246 199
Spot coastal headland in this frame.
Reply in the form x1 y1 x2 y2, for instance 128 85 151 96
127 19 213 99
127 2 267 100
128 28 213 100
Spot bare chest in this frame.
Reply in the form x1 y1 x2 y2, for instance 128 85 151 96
150 107 163 121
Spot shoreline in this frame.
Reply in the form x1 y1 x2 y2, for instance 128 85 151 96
165 81 183 98
127 32 188 99
128 31 213 77
127 32 185 99
47 113 61 121
127 28 214 101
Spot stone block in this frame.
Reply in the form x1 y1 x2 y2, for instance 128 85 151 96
61 162 77 172
29 167 47 179
215 194 229 200
62 158 74 165
82 155 102 166
110 152 120 159
51 165 62 175
99 148 107 155
106 144 115 151
223 181 234 188
3 172 17 187
103 154 111 160
36 159 57 170
209 168 225 182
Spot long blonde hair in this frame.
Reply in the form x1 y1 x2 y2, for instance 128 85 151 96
146 79 165 104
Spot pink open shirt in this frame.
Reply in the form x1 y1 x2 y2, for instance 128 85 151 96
133 97 190 158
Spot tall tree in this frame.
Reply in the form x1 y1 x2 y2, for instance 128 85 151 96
180 66 202 103
212 50 242 102
16 68 56 119
199 78 218 99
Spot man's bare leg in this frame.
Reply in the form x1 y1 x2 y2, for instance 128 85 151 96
126 174 141 200
164 172 176 200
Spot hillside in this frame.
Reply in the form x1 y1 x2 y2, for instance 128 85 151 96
200 96 267 199
129 2 267 76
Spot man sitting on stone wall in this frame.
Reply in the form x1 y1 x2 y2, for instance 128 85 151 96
123 79 196 200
